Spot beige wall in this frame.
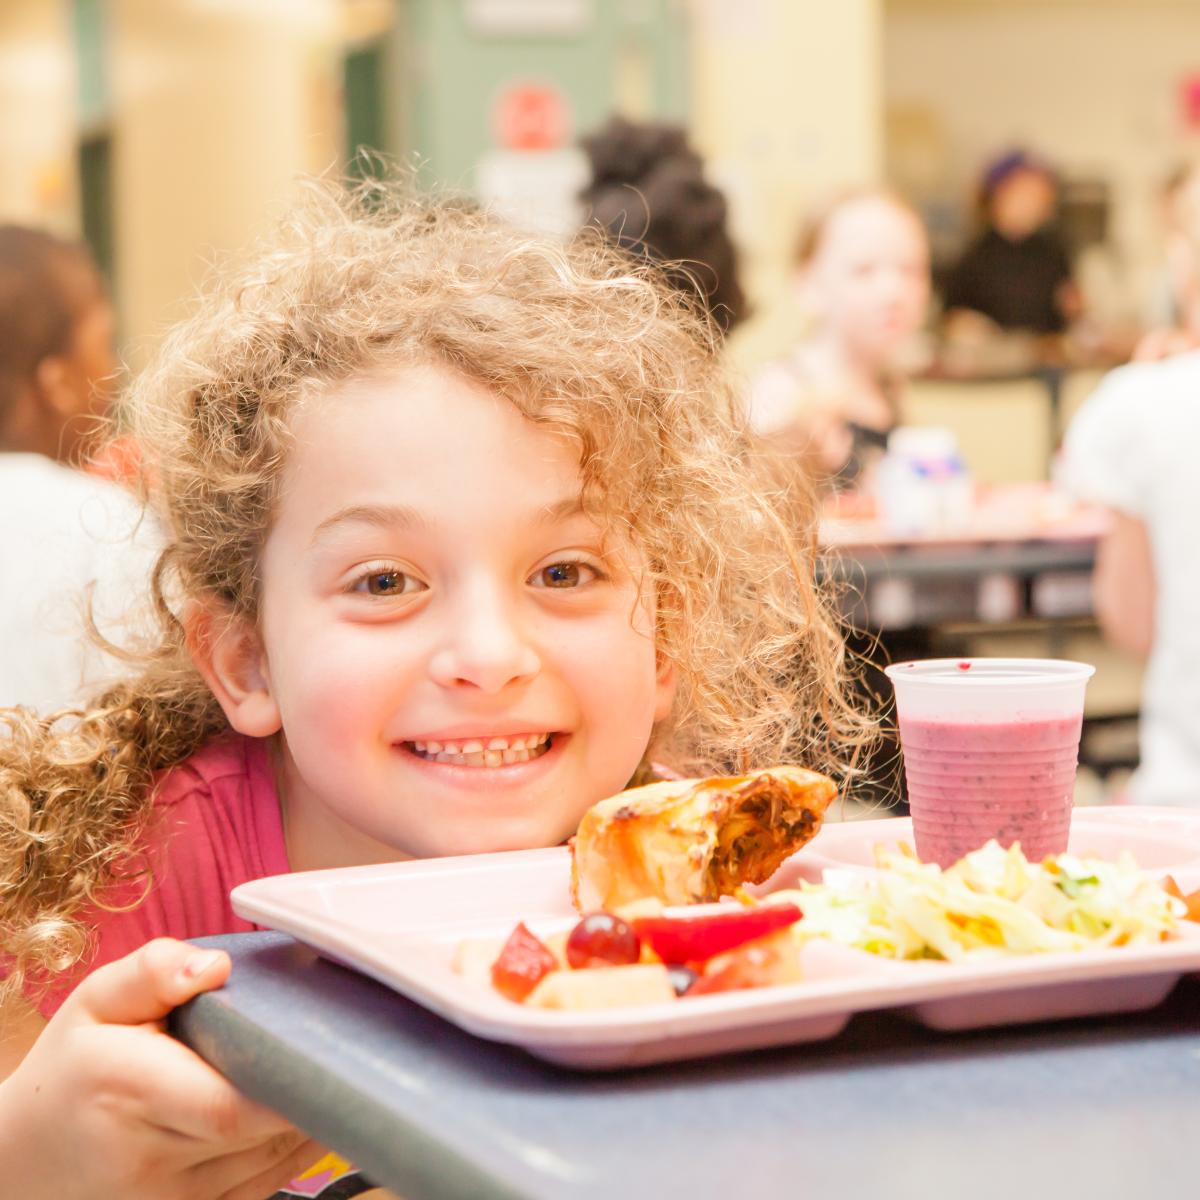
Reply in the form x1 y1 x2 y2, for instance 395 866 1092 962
2 0 881 373
110 0 345 363
885 0 1200 318
689 0 885 373
0 0 356 362
0 0 76 234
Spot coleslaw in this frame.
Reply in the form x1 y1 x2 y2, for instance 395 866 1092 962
770 841 1184 962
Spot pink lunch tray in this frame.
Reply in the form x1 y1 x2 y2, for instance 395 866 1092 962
231 806 1200 1070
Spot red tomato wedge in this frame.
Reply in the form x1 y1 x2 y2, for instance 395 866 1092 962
491 922 559 1002
688 928 803 995
632 902 802 964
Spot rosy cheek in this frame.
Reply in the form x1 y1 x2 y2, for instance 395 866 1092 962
278 642 366 721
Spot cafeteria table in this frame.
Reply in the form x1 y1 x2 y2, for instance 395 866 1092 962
819 483 1110 632
172 931 1200 1200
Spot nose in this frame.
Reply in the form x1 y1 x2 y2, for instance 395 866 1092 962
427 591 542 694
878 280 915 321
878 267 907 298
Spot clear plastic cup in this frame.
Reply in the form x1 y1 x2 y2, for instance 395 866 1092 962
884 658 1095 868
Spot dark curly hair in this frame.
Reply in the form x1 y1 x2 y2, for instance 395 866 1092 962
579 116 747 335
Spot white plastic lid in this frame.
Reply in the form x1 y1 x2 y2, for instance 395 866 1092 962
885 657 1096 719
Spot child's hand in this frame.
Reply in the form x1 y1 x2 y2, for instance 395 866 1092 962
0 938 324 1200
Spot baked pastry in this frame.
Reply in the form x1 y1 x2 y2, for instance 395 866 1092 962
570 766 837 910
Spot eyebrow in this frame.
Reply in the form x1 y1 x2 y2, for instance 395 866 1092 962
536 496 586 525
309 503 430 547
308 496 587 547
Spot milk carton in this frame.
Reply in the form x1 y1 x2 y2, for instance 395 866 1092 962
876 426 972 537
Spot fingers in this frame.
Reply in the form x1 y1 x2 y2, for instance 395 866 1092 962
54 1018 317 1191
204 1135 329 1200
65 939 231 1027
57 938 297 1152
115 1031 299 1147
25 939 324 1200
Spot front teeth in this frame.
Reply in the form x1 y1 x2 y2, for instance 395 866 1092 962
407 733 552 766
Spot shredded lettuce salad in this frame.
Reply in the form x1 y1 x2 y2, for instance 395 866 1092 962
769 841 1184 962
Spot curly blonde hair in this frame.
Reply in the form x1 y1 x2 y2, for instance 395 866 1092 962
0 181 874 998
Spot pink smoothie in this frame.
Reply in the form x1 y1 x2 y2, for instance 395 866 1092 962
898 712 1084 868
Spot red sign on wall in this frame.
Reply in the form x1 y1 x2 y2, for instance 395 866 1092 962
491 81 570 152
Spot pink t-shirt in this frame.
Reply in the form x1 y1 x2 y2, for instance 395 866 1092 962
37 734 289 1018
33 735 381 1197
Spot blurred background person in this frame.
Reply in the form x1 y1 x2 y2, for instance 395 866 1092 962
0 226 156 711
1061 349 1200 807
745 188 931 489
0 225 115 464
1060 184 1200 806
1136 160 1200 361
1141 161 1198 329
942 150 1081 339
579 115 747 337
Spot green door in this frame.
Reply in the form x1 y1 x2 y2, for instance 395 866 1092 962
396 0 689 192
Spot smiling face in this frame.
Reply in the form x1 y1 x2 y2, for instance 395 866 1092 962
802 196 930 367
239 363 674 867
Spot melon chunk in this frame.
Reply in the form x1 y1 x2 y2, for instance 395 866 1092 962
525 962 675 1010
452 937 506 985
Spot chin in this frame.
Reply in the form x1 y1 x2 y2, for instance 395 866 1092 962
417 814 577 859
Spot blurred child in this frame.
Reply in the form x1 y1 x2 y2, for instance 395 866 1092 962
746 187 931 488
1062 326 1200 807
943 150 1080 337
580 115 747 336
0 226 157 710
0 184 871 1197
1136 161 1200 361
0 225 116 463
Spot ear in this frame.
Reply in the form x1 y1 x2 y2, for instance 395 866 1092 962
33 355 79 418
653 654 677 723
185 602 282 738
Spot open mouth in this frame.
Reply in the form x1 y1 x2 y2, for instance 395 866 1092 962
402 733 555 768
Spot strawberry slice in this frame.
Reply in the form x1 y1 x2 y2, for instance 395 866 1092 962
632 902 802 964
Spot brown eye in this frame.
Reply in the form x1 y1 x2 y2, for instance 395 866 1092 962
352 569 421 597
528 558 602 590
367 571 404 595
540 562 581 588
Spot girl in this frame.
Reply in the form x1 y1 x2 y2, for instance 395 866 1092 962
0 183 870 1198
942 150 1079 338
747 188 931 489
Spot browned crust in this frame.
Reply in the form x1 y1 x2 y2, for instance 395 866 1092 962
570 766 837 910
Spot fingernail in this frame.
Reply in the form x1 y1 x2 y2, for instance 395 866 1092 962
181 949 225 982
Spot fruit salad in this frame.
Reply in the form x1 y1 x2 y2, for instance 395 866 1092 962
455 900 805 1010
